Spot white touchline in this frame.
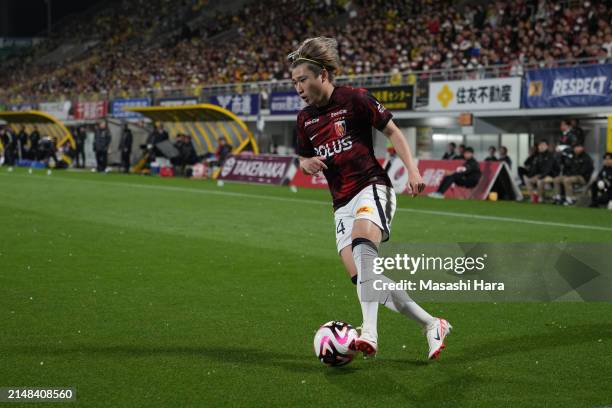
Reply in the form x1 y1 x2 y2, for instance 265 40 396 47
3 172 612 232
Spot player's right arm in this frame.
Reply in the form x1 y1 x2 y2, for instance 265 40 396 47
296 111 328 175
299 156 328 175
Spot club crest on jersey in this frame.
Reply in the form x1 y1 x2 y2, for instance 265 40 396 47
334 120 346 137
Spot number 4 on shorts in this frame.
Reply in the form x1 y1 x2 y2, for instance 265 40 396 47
336 219 346 235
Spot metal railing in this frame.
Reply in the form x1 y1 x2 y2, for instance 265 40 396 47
1 56 609 107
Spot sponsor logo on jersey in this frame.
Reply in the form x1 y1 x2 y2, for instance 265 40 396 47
305 117 320 127
330 109 347 118
334 120 346 137
356 206 373 215
314 136 353 159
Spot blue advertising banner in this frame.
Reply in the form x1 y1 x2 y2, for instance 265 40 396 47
523 64 612 108
111 98 150 118
209 94 259 116
9 103 37 111
269 92 305 115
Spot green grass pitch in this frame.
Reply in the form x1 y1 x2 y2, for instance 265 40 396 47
1 167 611 407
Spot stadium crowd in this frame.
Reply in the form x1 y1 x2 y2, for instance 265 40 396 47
1 0 611 102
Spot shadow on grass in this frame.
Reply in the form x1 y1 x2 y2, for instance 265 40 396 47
7 323 610 406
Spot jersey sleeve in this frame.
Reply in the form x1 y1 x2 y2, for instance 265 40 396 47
296 111 315 157
355 90 393 132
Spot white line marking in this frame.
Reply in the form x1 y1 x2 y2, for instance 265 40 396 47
3 172 612 232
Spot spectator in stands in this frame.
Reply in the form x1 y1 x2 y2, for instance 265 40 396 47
552 143 594 205
75 126 87 168
29 126 40 161
16 126 28 161
442 142 458 160
518 146 537 186
525 140 561 203
485 146 497 161
119 123 133 174
428 146 481 198
93 120 111 173
2 0 612 102
215 138 232 166
498 146 512 168
590 152 612 209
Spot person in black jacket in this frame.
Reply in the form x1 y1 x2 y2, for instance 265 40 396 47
552 144 594 205
39 135 59 166
442 142 458 160
559 119 578 148
29 125 40 160
498 146 512 168
518 145 536 186
0 126 17 166
146 122 169 160
215 138 232 166
484 146 497 161
429 147 481 198
119 123 133 173
93 121 112 173
455 144 466 160
16 125 28 160
590 153 612 209
75 126 87 168
525 140 560 203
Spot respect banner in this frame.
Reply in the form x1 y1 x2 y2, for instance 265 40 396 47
523 64 612 108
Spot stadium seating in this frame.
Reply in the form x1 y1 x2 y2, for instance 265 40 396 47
1 0 610 103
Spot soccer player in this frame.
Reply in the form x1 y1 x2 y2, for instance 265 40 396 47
289 37 451 359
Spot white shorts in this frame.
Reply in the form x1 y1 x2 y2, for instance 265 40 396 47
334 184 397 253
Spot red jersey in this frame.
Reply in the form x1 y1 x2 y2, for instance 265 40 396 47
296 86 393 210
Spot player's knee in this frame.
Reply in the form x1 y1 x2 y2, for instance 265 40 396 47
351 237 376 251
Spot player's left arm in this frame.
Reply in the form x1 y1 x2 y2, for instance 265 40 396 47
382 120 425 196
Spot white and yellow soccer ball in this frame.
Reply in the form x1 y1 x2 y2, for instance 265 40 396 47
313 321 358 367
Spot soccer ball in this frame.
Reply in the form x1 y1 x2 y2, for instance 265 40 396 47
313 321 358 367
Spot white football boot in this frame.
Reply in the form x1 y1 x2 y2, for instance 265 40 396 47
425 318 452 359
352 327 378 358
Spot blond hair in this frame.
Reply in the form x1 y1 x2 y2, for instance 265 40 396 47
288 37 341 81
